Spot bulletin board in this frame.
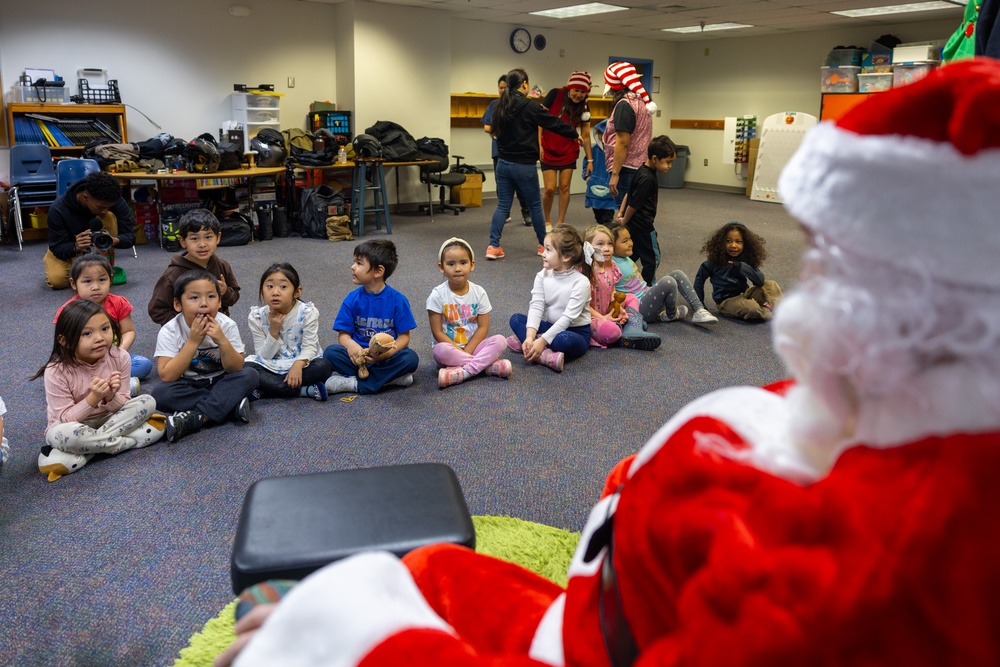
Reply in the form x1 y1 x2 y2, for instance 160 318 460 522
750 111 817 204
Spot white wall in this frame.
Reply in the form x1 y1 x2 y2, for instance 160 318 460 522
449 19 678 196
351 1 453 203
0 0 339 180
0 1 962 195
671 18 957 190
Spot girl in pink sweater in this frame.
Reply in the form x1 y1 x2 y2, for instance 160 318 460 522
31 300 166 482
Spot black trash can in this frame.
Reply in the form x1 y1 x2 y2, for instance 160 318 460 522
658 145 690 189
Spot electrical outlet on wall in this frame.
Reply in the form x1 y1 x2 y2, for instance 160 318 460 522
288 76 295 88
704 159 708 166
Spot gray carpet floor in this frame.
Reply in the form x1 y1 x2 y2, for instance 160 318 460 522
0 186 804 666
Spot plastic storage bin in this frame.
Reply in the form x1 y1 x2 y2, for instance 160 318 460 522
893 62 936 88
825 48 864 67
14 85 70 104
821 66 860 93
892 44 941 63
858 72 893 93
658 145 689 189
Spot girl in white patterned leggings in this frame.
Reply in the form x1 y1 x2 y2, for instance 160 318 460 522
31 300 165 482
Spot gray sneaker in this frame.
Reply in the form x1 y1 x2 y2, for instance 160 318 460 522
660 304 689 322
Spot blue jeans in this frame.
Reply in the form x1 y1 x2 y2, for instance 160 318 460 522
509 314 591 361
322 345 419 395
613 168 637 210
490 159 547 247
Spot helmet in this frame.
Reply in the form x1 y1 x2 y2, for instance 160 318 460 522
352 134 383 159
185 137 220 174
250 134 287 167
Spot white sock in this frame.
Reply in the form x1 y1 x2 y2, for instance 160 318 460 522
462 369 472 380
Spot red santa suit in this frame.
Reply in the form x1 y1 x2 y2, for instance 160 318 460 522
232 60 1000 667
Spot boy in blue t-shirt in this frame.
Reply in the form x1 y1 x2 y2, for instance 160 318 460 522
322 240 419 394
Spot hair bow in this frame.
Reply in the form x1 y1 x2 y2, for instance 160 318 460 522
583 241 597 266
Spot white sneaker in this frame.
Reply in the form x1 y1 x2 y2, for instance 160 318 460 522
325 374 358 394
660 304 689 322
389 374 414 388
691 308 719 329
505 216 512 225
545 223 553 233
129 377 141 397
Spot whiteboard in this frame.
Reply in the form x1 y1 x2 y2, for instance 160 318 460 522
750 111 817 204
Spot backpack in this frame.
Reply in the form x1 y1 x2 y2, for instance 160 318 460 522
415 137 448 158
365 120 419 161
217 212 253 246
282 127 334 165
299 185 345 239
325 215 353 242
217 141 244 171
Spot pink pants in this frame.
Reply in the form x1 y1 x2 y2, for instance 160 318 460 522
432 334 507 376
590 293 639 348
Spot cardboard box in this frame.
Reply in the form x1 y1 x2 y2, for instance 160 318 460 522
451 173 483 208
862 53 892 73
745 138 760 198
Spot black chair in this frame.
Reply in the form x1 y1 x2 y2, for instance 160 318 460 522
419 153 466 220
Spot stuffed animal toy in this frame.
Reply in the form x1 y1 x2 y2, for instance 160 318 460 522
607 291 627 319
354 332 395 380
219 59 1000 667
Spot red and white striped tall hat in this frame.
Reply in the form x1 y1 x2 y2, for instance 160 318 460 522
567 70 592 91
779 58 1000 288
603 61 657 115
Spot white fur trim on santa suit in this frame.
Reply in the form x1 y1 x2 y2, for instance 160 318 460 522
234 551 453 667
528 593 566 665
779 121 1000 289
626 386 825 483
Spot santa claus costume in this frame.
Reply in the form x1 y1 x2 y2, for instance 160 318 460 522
226 59 1000 667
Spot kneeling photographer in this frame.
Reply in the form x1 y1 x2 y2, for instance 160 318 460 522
44 171 136 290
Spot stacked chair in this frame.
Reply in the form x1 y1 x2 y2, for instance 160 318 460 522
7 145 58 251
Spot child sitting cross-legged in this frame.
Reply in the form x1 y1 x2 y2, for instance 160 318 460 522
151 269 259 442
244 263 333 401
32 300 166 481
322 240 420 394
427 237 511 389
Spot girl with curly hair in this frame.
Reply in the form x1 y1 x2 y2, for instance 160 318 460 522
694 221 783 320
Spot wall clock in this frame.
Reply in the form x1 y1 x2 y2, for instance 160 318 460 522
510 28 531 54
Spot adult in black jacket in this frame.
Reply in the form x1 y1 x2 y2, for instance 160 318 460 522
43 171 135 289
486 68 578 260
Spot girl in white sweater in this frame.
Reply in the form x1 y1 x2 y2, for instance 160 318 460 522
507 225 593 372
244 263 333 400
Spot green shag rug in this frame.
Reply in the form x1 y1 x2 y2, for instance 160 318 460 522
172 516 580 667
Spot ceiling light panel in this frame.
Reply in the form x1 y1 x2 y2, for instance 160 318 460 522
530 3 629 18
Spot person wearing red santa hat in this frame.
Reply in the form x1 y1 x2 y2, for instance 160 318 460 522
217 59 1000 667
540 71 595 231
602 62 657 208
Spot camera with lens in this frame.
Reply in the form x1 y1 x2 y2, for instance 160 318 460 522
88 219 114 252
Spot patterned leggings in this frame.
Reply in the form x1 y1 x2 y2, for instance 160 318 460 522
638 270 706 323
45 395 165 455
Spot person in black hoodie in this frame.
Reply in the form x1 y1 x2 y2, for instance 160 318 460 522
43 172 135 289
486 68 578 261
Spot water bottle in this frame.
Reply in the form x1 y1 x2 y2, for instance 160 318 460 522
338 145 347 164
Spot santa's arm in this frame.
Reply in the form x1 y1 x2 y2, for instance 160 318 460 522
233 548 563 667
